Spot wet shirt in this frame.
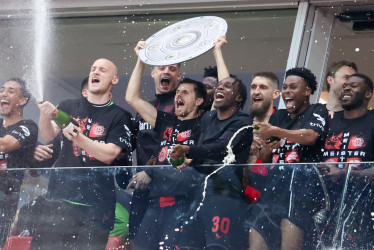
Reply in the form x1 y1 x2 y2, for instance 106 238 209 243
49 98 134 206
188 110 253 194
0 119 38 192
322 110 374 168
134 90 176 166
146 111 203 197
269 103 328 163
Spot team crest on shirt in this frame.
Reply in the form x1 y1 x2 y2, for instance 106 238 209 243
177 130 192 142
89 123 106 138
158 146 168 163
163 105 174 113
0 160 7 170
285 149 299 163
348 136 366 149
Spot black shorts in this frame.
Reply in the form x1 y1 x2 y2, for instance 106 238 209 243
178 192 249 250
247 164 325 249
134 195 199 249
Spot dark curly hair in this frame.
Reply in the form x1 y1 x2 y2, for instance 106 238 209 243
203 66 218 79
285 67 317 94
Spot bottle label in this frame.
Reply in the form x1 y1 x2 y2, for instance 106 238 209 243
62 122 75 131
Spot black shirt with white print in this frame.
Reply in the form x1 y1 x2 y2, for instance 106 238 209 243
269 103 328 163
322 110 374 168
0 119 38 193
134 90 176 166
146 110 202 198
48 98 133 209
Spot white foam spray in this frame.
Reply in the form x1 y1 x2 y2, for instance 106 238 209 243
192 125 253 215
33 0 51 100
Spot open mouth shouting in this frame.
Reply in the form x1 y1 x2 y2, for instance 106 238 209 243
252 97 263 105
160 74 171 88
0 99 10 113
92 76 100 84
215 92 225 102
176 98 185 110
284 97 295 109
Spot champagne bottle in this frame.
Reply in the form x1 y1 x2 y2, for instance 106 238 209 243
51 109 79 131
252 124 281 143
169 154 185 168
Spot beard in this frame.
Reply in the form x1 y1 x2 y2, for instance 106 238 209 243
249 98 272 118
342 93 366 111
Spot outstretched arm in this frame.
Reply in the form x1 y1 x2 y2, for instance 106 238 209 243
125 41 158 127
254 122 320 146
213 35 230 81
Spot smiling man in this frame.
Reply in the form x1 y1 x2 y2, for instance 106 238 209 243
126 41 206 248
325 60 357 112
0 78 37 247
320 73 374 249
127 41 182 243
170 36 253 250
35 58 134 249
249 67 329 250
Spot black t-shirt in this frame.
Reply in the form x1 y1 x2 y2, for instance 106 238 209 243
154 111 201 165
146 111 203 197
48 98 134 207
0 119 38 192
134 90 176 166
322 111 374 168
188 110 253 194
269 103 329 163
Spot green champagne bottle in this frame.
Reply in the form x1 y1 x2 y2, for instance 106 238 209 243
252 124 281 143
169 154 185 168
51 109 79 131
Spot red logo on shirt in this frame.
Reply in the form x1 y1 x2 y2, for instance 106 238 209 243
272 154 279 164
348 136 366 149
164 105 174 113
285 149 299 163
158 146 168 163
324 158 338 163
78 117 88 132
177 130 192 142
163 127 173 141
325 133 343 150
0 161 7 170
89 123 106 138
347 158 362 169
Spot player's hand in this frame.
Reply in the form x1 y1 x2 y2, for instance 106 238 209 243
322 165 347 183
213 35 227 51
176 158 192 171
250 135 264 156
36 100 56 118
62 125 81 141
254 122 279 143
134 41 146 55
170 145 190 161
126 171 151 190
34 144 54 162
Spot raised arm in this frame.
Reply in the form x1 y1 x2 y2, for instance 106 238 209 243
125 41 157 127
213 35 230 82
37 100 61 142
